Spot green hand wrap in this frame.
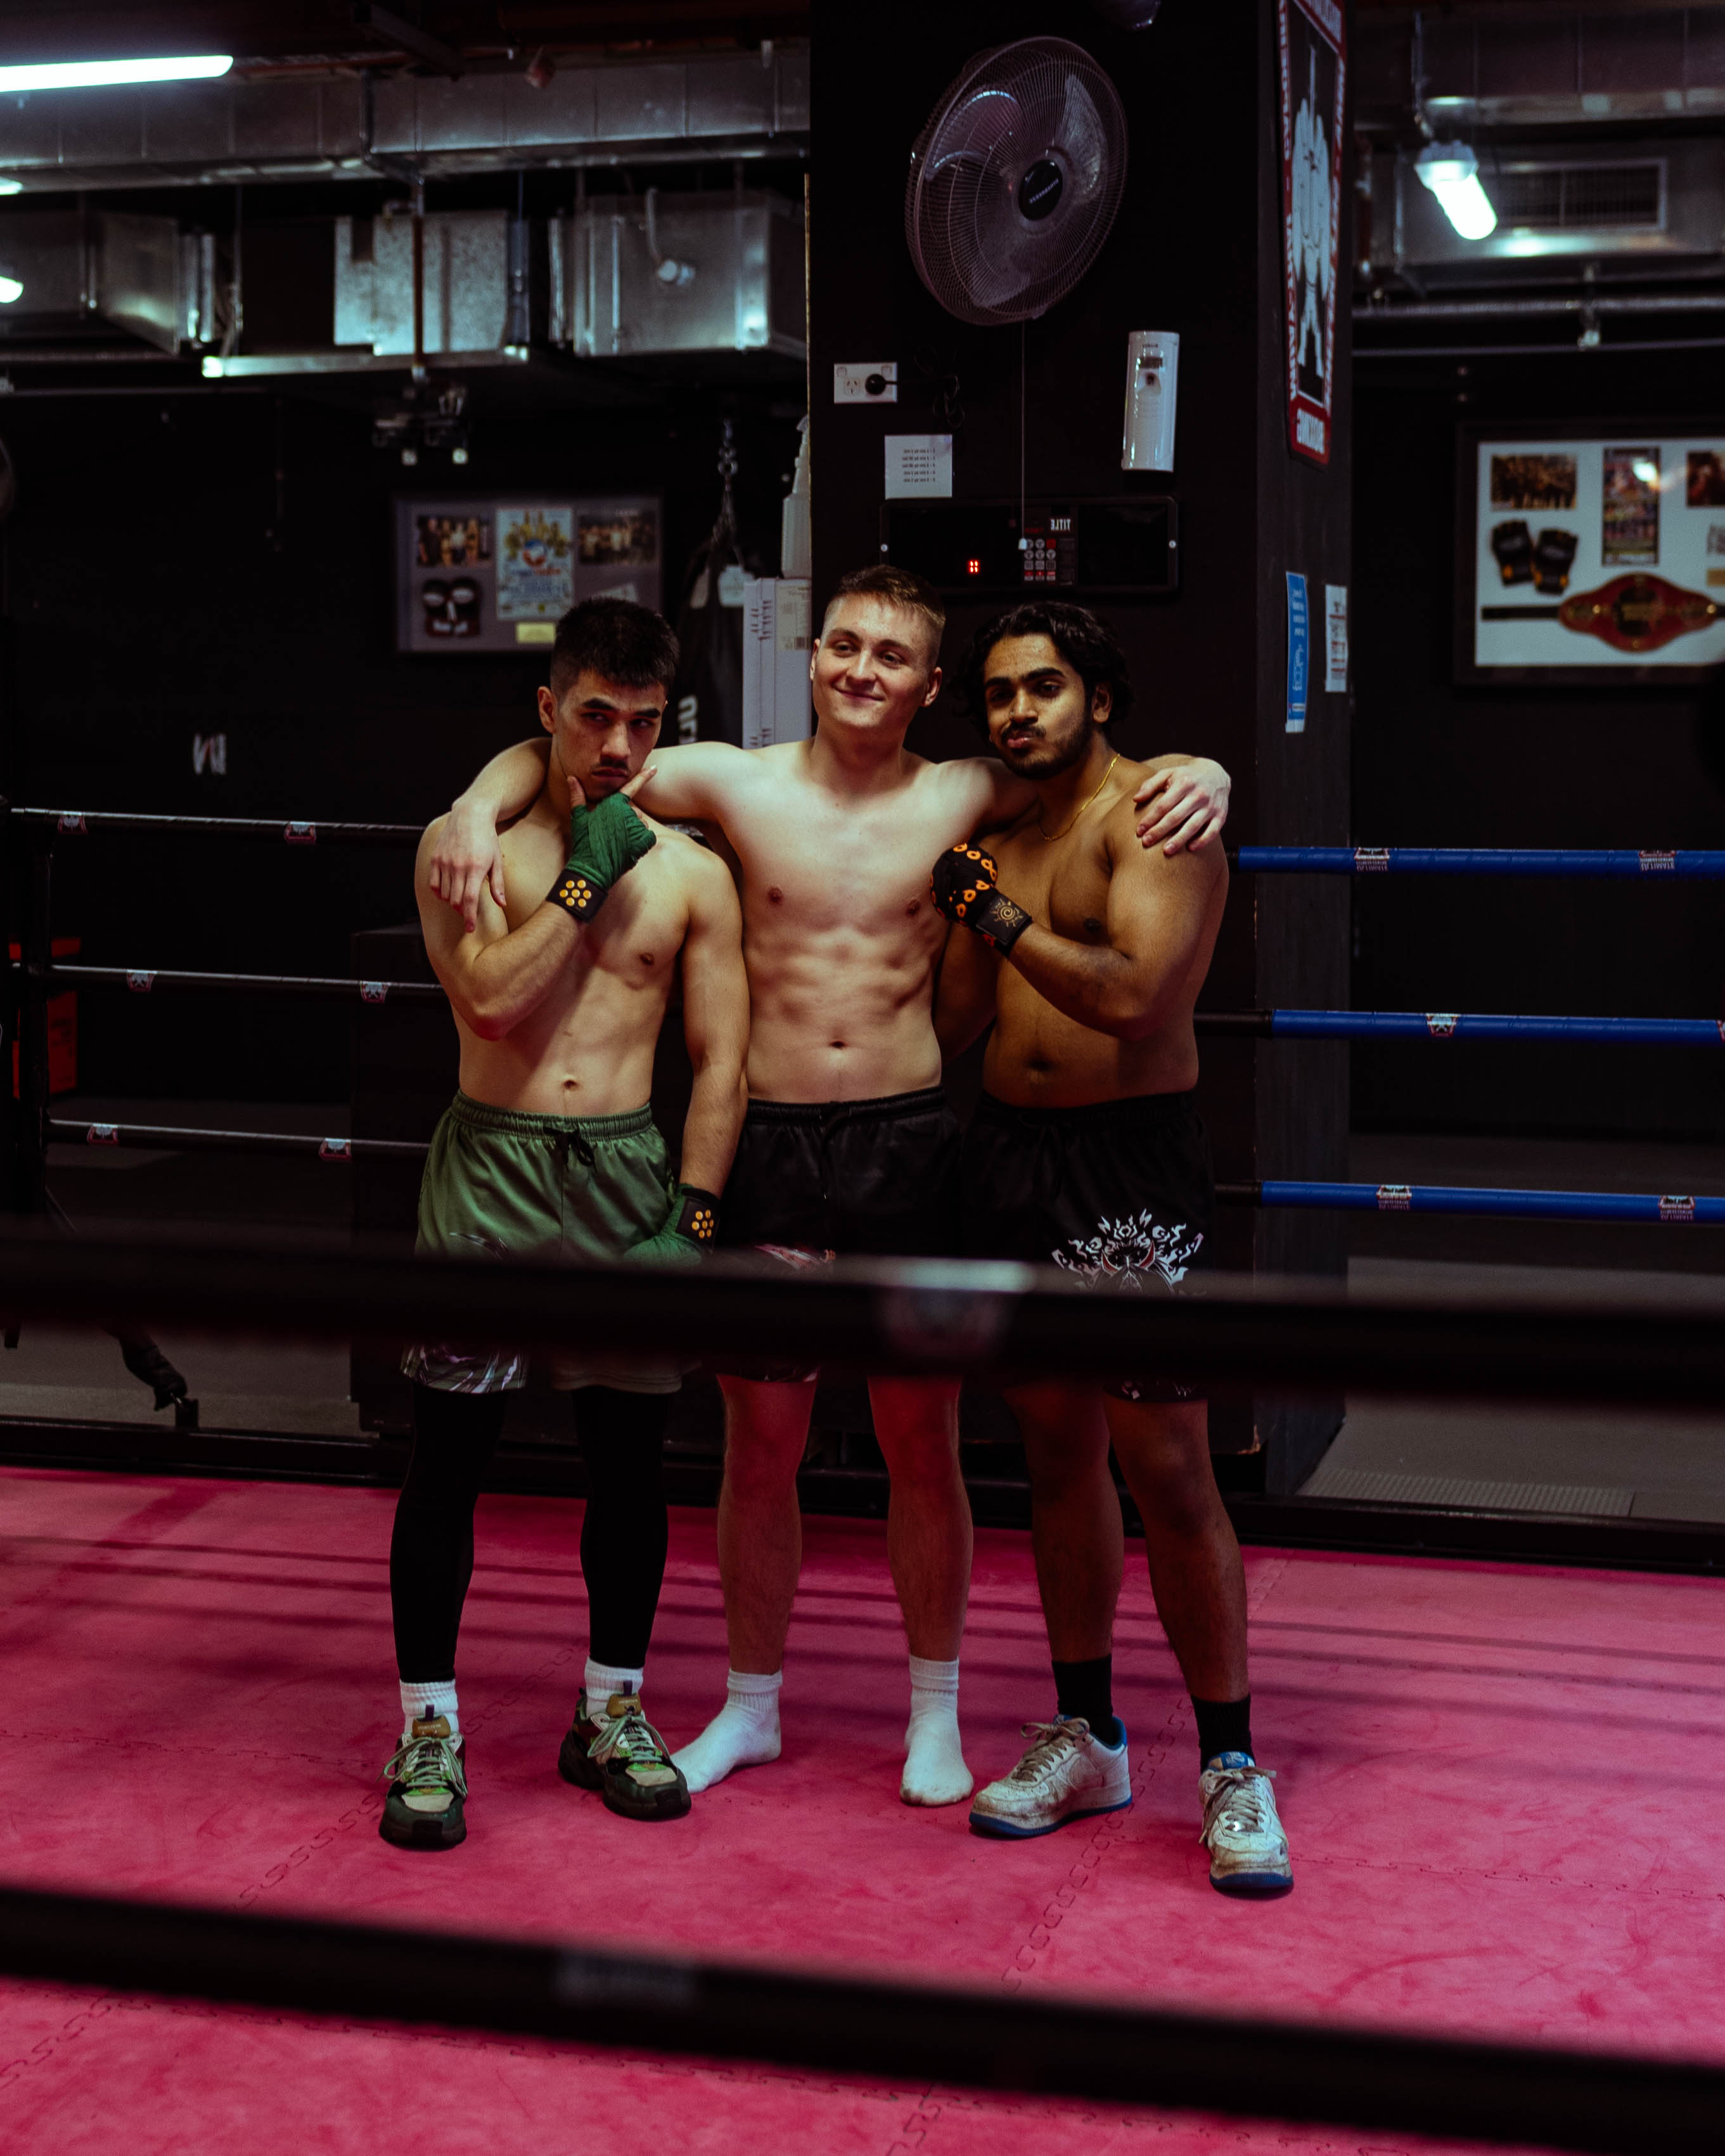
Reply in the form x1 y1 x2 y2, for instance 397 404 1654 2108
624 1184 721 1269
548 791 657 921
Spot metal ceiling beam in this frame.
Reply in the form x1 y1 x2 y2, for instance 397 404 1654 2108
351 2 464 79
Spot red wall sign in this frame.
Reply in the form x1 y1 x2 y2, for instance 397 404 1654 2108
1278 0 1346 466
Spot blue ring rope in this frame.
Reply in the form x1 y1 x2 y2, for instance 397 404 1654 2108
1234 847 1725 878
1257 1181 1725 1224
1267 1010 1725 1046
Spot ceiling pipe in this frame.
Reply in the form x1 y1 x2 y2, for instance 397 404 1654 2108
1357 292 1725 319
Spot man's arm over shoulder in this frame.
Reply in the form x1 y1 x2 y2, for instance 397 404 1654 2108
632 740 757 827
672 837 750 1197
417 813 577 1041
1132 751 1231 855
946 748 1232 856
432 738 761 930
431 740 551 930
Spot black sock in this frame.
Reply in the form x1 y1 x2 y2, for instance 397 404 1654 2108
1051 1655 1123 1749
1192 1693 1254 1768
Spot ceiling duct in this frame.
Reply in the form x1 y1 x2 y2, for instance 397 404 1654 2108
336 210 513 357
0 47 808 192
1365 139 1724 279
555 191 804 359
1356 8 1725 132
1492 163 1665 234
0 209 224 353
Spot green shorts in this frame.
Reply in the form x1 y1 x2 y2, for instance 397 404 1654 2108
402 1091 683 1397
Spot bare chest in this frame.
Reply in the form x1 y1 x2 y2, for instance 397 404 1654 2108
996 829 1115 947
731 788 964 935
503 828 684 979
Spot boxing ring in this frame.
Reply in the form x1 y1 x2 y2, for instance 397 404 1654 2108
1 807 1723 2151
1 1243 1724 2152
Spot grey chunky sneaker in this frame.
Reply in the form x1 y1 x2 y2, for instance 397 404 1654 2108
1199 1754 1293 1896
968 1716 1132 1840
379 1714 468 1851
559 1691 691 1821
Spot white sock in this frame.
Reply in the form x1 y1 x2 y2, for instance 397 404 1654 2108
901 1653 972 1807
672 1669 783 1794
399 1678 459 1742
583 1657 644 1714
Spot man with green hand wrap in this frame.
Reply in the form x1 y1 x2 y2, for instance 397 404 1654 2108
380 598 748 1854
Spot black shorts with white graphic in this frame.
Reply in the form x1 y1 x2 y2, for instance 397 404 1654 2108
715 1085 963 1382
961 1088 1214 1404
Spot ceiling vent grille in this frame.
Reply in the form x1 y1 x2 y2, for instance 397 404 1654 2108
1494 161 1664 232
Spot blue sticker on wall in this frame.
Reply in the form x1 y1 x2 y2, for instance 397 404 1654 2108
1285 571 1309 734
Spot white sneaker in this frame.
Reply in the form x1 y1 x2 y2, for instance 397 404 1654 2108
968 1716 1132 1840
1199 1754 1293 1896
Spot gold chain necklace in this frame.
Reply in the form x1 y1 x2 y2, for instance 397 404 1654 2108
1036 752 1120 842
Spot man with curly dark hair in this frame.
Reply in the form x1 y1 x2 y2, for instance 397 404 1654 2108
933 600 1291 1897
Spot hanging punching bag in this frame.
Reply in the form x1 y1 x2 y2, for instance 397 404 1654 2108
670 420 752 747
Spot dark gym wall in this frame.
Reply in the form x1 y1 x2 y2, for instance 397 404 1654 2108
1352 352 1725 1141
0 378 798 1101
809 1 1352 1484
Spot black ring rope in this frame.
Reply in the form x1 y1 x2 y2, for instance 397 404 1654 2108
0 1883 1715 2152
12 806 422 846
0 1230 1719 1406
38 969 1725 1043
46 964 443 1003
44 1119 429 1161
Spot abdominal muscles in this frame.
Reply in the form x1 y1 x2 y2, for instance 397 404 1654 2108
458 957 672 1119
743 908 943 1104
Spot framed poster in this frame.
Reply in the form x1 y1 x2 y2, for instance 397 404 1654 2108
1458 424 1725 682
394 494 662 655
1278 0 1346 466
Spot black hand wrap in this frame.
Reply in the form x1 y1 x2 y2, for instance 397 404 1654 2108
623 1184 721 1269
672 1184 721 1248
548 791 657 921
930 843 1033 956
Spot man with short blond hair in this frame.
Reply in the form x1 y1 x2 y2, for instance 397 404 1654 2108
430 564 1233 1808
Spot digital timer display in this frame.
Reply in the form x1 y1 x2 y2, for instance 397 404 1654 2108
882 497 1178 597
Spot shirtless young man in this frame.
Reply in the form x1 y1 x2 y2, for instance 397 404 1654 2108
381 598 747 1852
931 600 1290 1895
428 565 1231 1808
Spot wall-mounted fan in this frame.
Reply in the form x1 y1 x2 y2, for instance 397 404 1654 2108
905 38 1129 328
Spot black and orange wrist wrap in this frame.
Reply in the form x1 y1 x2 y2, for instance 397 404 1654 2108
547 791 657 921
548 868 603 918
930 842 1032 956
672 1184 721 1249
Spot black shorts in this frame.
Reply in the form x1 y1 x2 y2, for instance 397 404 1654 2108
961 1088 1214 1405
717 1085 962 1380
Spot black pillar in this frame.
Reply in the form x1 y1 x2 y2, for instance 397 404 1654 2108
809 1 1352 1492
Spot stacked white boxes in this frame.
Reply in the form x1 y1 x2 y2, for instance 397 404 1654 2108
741 578 814 749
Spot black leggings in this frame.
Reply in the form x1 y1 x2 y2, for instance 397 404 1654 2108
390 1382 673 1683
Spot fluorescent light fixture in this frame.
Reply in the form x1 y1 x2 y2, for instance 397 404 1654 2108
0 278 22 304
1414 141 1497 241
0 55 233 94
201 356 224 378
0 180 22 196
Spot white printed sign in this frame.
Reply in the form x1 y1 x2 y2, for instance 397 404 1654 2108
884 435 952 500
1324 584 1348 692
